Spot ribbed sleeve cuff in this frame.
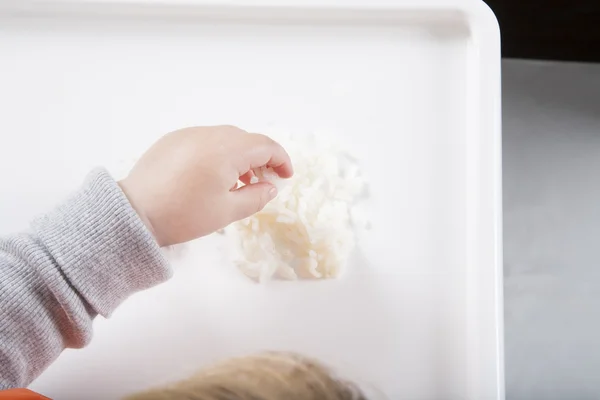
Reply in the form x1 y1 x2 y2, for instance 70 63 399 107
32 168 172 317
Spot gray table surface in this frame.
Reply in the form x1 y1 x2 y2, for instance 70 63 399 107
503 59 600 400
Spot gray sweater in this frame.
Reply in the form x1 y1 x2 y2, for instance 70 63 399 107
0 169 172 389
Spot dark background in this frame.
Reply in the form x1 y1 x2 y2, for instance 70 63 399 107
483 0 600 62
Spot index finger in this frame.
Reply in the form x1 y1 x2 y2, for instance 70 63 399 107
239 133 294 179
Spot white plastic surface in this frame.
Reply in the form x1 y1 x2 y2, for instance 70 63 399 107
0 0 503 399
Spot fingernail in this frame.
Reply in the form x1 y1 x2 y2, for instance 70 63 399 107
268 186 278 200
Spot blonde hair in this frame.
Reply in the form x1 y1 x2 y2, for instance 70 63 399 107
125 352 368 400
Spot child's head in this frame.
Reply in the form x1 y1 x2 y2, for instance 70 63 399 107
125 351 368 400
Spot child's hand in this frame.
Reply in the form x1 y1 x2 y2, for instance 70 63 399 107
118 126 293 247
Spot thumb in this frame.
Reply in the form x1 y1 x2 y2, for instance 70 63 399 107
230 182 278 221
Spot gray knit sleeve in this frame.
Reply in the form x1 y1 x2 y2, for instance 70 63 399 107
0 168 172 389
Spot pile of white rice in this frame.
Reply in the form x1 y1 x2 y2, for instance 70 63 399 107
229 134 367 282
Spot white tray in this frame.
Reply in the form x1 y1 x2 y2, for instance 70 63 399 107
0 0 503 399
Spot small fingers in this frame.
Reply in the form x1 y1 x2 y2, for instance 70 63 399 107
229 182 278 221
239 170 255 186
239 133 294 179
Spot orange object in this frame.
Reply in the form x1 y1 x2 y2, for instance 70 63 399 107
0 389 50 399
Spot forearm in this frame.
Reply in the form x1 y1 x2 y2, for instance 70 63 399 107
0 169 172 389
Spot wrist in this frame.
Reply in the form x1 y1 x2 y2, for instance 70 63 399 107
118 179 162 247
